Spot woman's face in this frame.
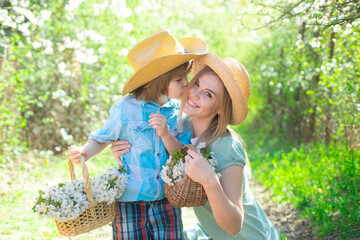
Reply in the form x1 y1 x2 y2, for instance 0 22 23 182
183 73 224 122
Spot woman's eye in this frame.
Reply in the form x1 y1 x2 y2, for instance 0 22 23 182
194 80 199 87
205 92 212 98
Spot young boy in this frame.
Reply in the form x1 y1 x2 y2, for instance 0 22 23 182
68 30 207 239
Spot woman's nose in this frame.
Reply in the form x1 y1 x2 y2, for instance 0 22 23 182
190 87 200 99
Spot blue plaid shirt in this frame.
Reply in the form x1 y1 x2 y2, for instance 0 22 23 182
89 95 192 201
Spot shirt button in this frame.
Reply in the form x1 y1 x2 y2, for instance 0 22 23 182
157 153 160 156
156 175 159 179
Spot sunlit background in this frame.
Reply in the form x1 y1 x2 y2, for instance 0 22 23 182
1 0 359 239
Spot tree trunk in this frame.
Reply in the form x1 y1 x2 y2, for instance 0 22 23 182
325 31 335 146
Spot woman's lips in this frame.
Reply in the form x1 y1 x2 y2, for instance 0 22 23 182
187 98 199 108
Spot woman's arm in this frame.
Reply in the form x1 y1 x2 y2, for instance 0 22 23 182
110 140 131 164
185 149 244 235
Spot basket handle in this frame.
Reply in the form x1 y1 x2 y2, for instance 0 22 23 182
67 154 95 204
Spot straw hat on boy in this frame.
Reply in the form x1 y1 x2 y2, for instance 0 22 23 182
191 52 251 125
122 30 208 95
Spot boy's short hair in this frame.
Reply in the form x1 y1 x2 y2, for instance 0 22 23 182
131 61 191 101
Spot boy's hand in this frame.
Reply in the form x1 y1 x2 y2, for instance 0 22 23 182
67 146 87 164
110 140 131 164
149 113 170 138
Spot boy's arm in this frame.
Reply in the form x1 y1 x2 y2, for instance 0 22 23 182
68 139 109 164
70 100 125 164
82 139 109 161
160 131 183 154
149 113 183 154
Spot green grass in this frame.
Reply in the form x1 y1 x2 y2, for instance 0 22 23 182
250 141 360 239
0 148 197 239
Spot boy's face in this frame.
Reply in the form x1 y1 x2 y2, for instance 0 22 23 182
167 75 188 99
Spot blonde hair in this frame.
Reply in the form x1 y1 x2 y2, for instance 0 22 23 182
180 66 251 176
131 62 191 101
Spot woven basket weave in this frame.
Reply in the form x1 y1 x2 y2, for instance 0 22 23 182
164 145 207 207
164 175 207 207
55 156 115 237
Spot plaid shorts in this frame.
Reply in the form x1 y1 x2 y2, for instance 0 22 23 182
112 198 183 240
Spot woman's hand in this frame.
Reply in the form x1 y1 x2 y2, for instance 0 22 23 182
149 113 170 138
67 146 87 164
184 149 218 188
110 140 131 164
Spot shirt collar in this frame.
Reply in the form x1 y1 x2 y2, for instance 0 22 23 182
190 137 199 145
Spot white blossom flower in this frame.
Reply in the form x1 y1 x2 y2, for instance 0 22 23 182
18 22 30 36
98 47 106 54
119 48 129 56
13 6 36 23
63 37 82 49
58 62 67 74
44 46 53 55
196 142 206 149
60 128 73 141
0 10 8 20
32 41 41 49
65 0 84 12
111 0 132 18
52 89 66 99
161 143 220 185
75 48 98 64
40 10 52 21
129 37 137 45
77 30 106 44
333 25 342 33
37 10 51 25
33 165 128 221
119 23 133 32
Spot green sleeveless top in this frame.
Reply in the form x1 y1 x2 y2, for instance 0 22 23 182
185 134 280 240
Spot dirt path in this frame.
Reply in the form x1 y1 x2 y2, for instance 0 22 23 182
250 178 315 240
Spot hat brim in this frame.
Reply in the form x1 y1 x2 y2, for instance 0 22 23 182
195 52 248 125
122 37 208 95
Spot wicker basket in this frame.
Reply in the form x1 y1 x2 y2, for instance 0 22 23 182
164 145 207 207
55 156 116 237
164 175 207 207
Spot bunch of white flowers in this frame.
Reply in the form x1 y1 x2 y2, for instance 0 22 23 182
33 166 128 221
160 143 221 186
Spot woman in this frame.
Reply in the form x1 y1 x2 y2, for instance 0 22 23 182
112 52 280 239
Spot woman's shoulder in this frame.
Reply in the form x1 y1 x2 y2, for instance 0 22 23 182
211 133 243 150
210 132 246 170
